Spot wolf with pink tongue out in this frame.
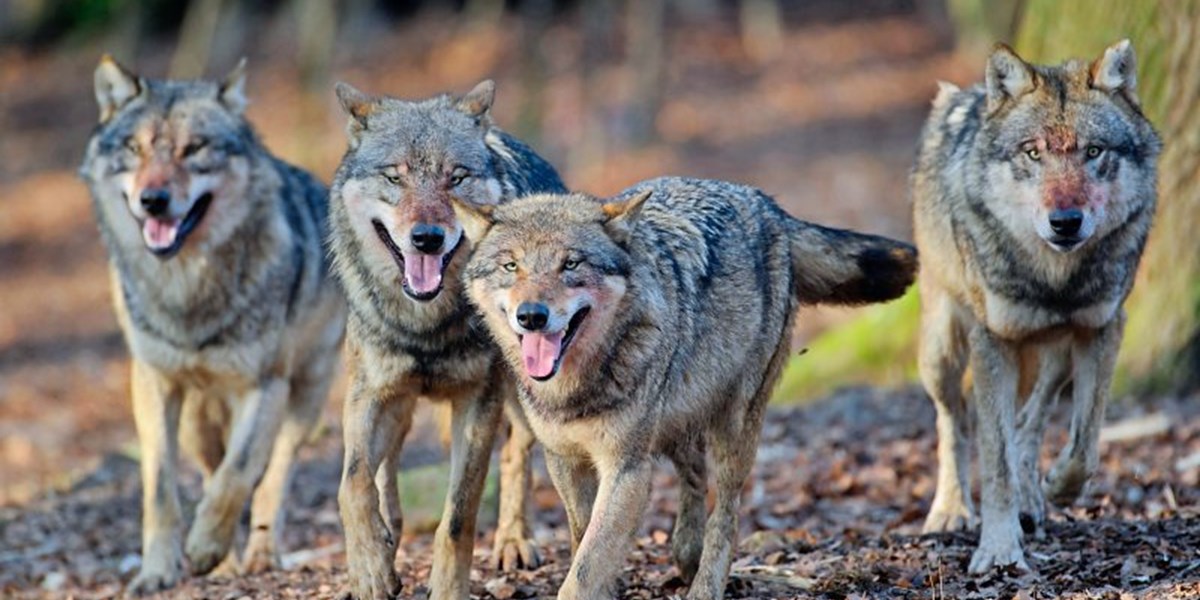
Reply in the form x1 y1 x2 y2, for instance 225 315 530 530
327 80 566 600
457 177 918 600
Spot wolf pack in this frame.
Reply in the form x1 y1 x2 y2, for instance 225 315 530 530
79 37 1160 599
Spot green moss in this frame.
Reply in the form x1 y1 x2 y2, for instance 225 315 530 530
772 289 920 405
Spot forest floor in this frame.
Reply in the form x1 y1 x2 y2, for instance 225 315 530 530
2 386 1199 599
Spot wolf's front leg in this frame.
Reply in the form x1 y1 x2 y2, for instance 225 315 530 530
492 394 541 571
186 378 288 575
544 450 599 554
1045 315 1123 506
967 326 1028 574
1014 341 1069 537
127 361 185 597
556 456 652 600
428 382 503 600
340 380 411 600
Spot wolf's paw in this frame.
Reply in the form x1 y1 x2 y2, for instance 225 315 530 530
125 536 184 597
968 533 1029 575
241 530 280 575
345 553 400 600
1044 459 1093 507
1017 478 1047 538
186 524 235 576
491 534 541 572
922 504 974 534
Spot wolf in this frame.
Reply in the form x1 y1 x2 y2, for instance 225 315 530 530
455 176 917 600
79 56 346 594
328 80 567 600
912 39 1159 573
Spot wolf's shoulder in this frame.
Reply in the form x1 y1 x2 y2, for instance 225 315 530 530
486 128 567 195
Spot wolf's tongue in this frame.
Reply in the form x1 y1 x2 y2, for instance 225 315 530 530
521 331 565 379
142 218 179 250
402 252 443 294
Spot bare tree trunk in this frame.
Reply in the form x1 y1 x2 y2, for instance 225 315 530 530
170 0 228 78
740 0 783 63
294 0 339 169
624 0 666 148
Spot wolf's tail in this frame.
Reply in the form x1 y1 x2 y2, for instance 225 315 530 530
784 216 918 306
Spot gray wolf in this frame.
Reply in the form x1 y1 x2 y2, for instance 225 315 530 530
328 80 567 600
455 176 917 599
79 56 346 595
912 40 1159 573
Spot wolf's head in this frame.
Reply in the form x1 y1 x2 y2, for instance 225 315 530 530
456 191 649 385
81 55 258 259
332 80 507 302
974 40 1159 254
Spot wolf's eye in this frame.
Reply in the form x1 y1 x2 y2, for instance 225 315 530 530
502 261 518 272
1025 148 1041 161
563 259 580 271
123 137 140 154
382 173 402 186
449 167 470 187
183 137 208 156
1086 145 1104 159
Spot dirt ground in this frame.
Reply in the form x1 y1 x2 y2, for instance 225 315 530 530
3 3 1198 600
2 386 1198 599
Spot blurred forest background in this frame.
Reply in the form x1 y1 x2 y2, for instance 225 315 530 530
0 0 1196 509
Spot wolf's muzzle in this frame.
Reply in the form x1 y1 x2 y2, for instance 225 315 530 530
411 223 446 254
140 188 172 217
516 302 550 331
1049 208 1083 237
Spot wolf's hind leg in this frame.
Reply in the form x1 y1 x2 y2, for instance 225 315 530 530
1045 315 1123 506
492 392 541 571
243 355 334 574
666 430 707 583
428 380 503 600
919 293 975 533
127 361 186 596
1014 342 1069 537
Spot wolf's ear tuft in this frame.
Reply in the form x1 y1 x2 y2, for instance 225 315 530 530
451 197 496 242
1090 39 1139 107
601 190 652 241
985 44 1035 113
335 82 377 143
94 54 141 123
455 79 496 122
219 58 248 114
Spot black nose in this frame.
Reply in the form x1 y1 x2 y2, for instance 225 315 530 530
411 223 445 254
1049 208 1083 237
516 302 550 331
140 188 171 217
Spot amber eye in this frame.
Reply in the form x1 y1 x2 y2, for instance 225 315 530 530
563 259 580 271
502 261 517 272
124 137 140 154
1025 148 1041 161
1086 145 1103 159
382 172 401 185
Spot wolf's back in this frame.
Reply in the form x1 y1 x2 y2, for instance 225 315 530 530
488 130 568 197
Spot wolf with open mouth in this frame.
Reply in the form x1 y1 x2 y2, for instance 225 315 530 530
327 80 566 600
457 177 918 600
80 56 346 595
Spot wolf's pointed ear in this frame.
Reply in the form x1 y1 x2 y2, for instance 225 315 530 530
451 197 496 242
985 44 1036 113
94 54 141 123
601 190 652 242
218 57 248 113
455 79 495 122
335 82 377 143
1090 39 1140 108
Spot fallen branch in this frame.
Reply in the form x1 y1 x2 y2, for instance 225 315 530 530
729 565 818 590
1100 413 1170 443
280 542 344 569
